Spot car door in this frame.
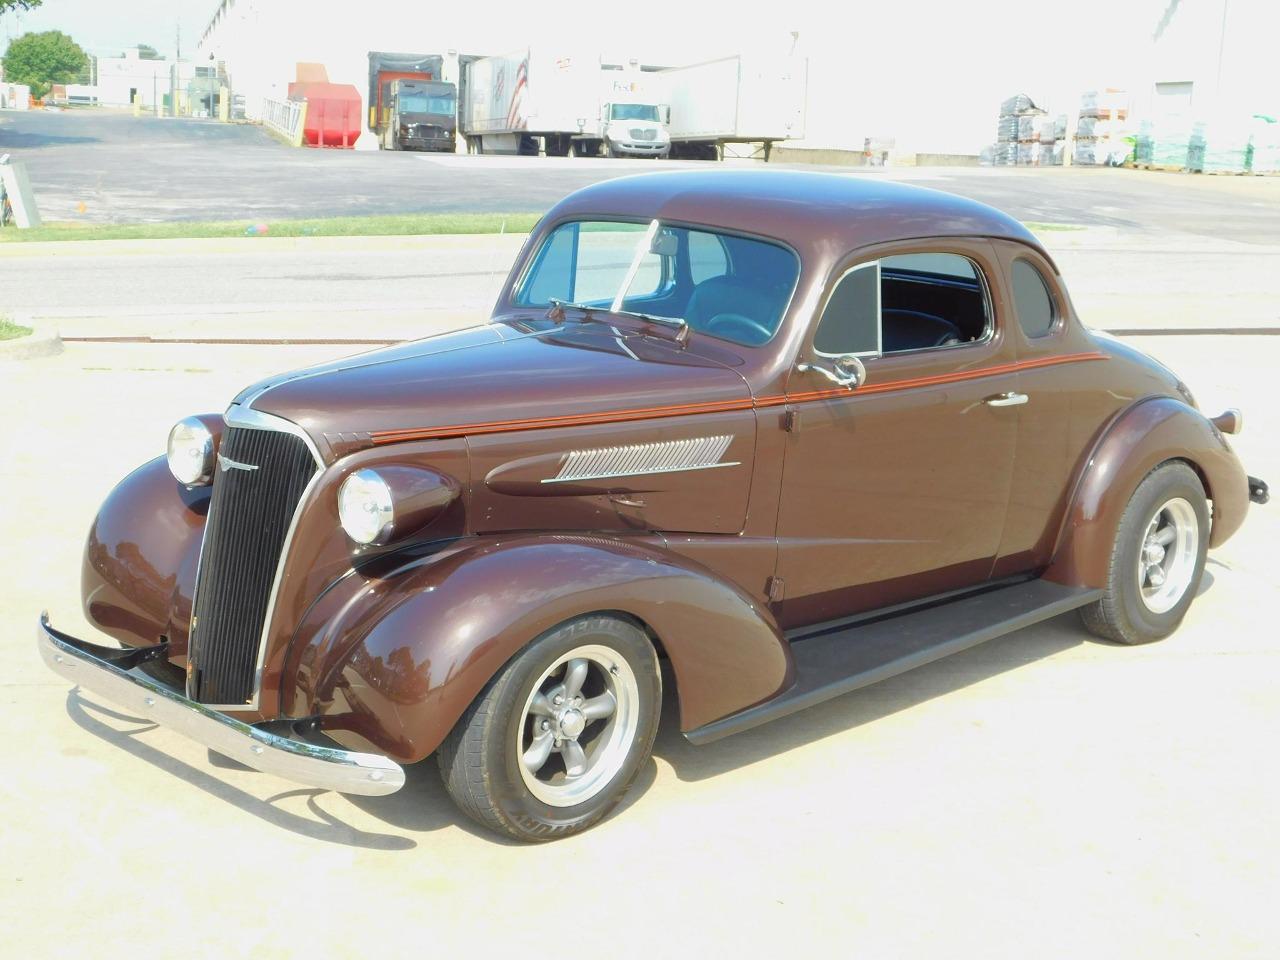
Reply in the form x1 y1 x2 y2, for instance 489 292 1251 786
773 240 1020 630
989 242 1123 578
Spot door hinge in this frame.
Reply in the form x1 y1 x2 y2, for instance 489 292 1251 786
782 410 800 433
766 576 785 602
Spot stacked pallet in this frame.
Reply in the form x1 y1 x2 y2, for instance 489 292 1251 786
994 94 1041 166
1252 116 1280 174
992 95 1064 166
1073 89 1131 166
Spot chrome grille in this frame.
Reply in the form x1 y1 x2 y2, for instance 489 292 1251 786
630 127 657 141
188 425 317 706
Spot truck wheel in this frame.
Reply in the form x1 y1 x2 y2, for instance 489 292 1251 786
605 141 620 158
438 615 661 841
1080 461 1209 645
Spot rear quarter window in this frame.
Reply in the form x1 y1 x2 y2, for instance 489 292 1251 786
1011 259 1057 338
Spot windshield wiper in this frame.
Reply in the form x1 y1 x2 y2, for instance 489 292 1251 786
547 298 600 322
548 300 690 344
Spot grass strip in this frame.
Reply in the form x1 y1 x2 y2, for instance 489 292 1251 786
0 211 543 243
0 316 35 340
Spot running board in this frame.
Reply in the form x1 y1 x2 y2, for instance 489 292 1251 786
685 579 1103 745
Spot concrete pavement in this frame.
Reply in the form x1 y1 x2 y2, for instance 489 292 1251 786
1 333 1278 960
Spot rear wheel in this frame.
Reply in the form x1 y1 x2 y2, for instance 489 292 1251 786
438 615 661 842
1080 461 1209 644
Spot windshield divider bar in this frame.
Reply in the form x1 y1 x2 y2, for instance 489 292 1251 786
611 219 660 315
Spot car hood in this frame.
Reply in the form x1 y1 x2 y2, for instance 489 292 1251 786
235 320 751 462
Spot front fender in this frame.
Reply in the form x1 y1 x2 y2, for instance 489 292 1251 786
1045 397 1250 589
284 536 794 762
82 455 209 658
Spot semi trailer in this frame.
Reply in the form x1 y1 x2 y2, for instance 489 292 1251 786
659 54 807 160
461 48 669 157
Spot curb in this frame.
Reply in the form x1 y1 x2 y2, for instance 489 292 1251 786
0 232 533 259
0 323 64 360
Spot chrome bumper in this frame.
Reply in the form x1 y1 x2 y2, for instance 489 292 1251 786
37 612 405 797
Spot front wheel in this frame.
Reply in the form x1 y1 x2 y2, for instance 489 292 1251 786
438 615 661 841
1080 461 1209 644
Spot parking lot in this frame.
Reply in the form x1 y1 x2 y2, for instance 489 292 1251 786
3 110 1280 957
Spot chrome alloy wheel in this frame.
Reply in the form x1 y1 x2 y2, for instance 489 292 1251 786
517 644 641 808
1137 496 1200 615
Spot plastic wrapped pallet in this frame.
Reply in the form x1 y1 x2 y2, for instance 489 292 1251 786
1251 115 1280 174
1193 117 1253 173
1074 138 1130 166
1000 94 1037 116
1037 142 1058 166
1133 120 1154 165
1018 115 1039 141
996 115 1019 142
1080 89 1128 120
1035 116 1057 142
1017 142 1036 165
1142 115 1197 168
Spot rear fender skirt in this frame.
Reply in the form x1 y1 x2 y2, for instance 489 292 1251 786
1045 397 1250 589
283 536 794 763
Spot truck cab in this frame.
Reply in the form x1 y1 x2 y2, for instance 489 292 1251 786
596 100 671 157
381 79 457 152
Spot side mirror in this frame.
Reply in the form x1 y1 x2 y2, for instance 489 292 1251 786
797 354 866 390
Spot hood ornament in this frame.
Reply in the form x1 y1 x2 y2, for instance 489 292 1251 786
217 453 260 473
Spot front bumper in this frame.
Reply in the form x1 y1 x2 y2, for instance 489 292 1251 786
613 141 670 156
37 613 405 796
401 136 453 152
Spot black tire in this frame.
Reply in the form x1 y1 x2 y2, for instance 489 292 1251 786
1080 461 1209 645
437 615 661 842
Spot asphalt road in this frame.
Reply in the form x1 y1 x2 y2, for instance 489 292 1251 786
3 109 1279 244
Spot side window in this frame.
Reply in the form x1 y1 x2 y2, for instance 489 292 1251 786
1010 259 1057 338
813 252 991 357
814 263 879 355
688 231 729 284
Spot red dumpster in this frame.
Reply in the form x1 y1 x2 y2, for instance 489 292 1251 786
288 81 362 149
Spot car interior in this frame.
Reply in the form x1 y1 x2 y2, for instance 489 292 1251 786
878 255 990 352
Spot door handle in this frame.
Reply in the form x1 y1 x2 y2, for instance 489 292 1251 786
985 391 1028 407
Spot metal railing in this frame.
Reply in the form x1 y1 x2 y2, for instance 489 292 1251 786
262 97 307 147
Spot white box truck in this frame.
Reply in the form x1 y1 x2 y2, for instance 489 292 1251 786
660 54 807 160
462 48 670 158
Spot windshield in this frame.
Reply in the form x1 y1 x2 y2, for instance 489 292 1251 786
610 103 659 122
514 219 799 347
398 90 456 115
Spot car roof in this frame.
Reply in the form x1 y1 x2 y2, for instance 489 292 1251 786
550 169 1043 256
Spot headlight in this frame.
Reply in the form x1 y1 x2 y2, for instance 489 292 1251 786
339 468 395 545
167 417 215 486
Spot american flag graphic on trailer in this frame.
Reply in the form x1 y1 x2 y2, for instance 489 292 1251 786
505 55 528 130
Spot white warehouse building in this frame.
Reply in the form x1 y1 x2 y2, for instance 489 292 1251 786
197 0 1278 159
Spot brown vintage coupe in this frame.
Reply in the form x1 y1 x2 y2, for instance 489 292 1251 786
39 171 1268 841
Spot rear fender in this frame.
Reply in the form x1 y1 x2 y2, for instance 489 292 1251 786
285 536 794 762
1045 397 1250 589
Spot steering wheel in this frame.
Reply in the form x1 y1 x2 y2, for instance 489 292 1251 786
703 312 772 345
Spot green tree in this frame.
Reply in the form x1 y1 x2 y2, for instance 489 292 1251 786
136 44 161 60
1 1 45 13
2 30 86 99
